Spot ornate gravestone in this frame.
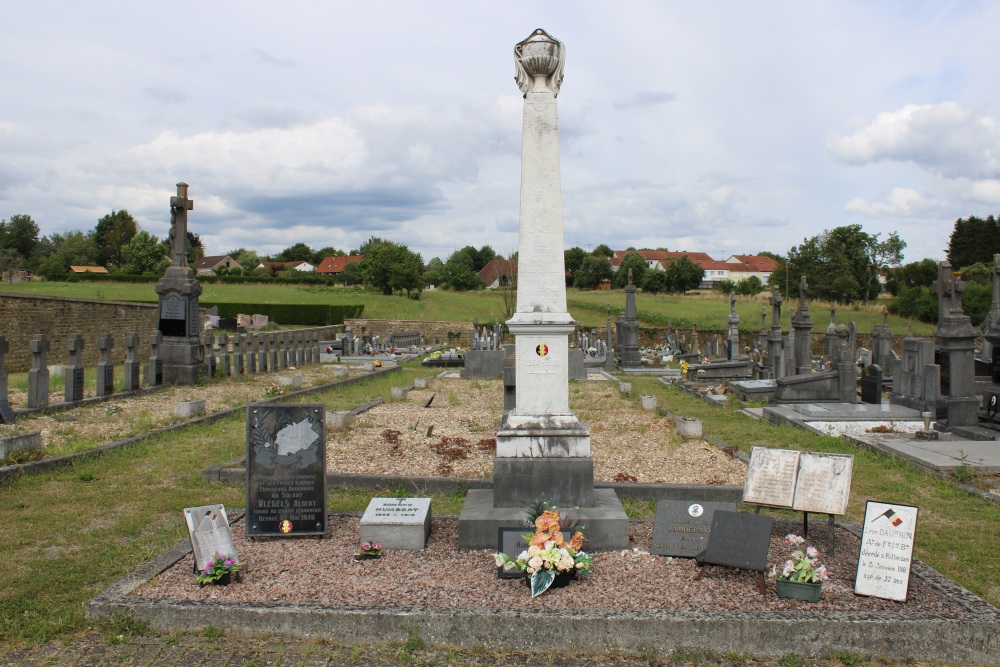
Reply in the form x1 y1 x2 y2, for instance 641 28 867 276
727 292 740 360
27 335 50 409
246 403 326 536
96 334 114 397
153 183 204 384
459 28 627 550
932 261 979 426
792 276 813 374
979 255 1000 429
871 307 894 375
124 333 141 392
65 334 85 403
825 306 838 362
616 270 641 369
768 286 783 379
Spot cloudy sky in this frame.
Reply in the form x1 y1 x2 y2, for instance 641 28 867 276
2 2 998 264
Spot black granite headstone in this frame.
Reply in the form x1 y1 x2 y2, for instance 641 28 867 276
0 400 15 424
103 366 114 396
695 510 773 573
71 368 84 402
246 403 326 536
497 527 530 579
155 359 163 385
651 501 736 557
131 364 140 391
860 363 882 404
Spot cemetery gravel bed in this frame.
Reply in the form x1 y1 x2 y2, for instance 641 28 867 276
137 516 974 618
328 377 746 484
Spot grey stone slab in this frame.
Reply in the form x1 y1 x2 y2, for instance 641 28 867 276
359 497 432 550
742 447 799 507
651 500 735 557
183 504 237 573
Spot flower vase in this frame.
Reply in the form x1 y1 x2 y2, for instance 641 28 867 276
776 579 822 602
212 572 232 586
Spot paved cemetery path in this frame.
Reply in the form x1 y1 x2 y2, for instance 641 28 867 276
0 631 930 667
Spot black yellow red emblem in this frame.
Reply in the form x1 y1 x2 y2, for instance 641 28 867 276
535 344 549 357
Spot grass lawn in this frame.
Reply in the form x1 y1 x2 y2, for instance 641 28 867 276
1 280 933 334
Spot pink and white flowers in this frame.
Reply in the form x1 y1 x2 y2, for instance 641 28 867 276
770 533 829 584
195 552 239 585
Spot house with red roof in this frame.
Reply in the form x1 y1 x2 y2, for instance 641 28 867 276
315 255 363 276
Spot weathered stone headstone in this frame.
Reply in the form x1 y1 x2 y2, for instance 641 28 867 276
792 276 813 375
303 332 313 365
360 497 432 550
247 333 257 374
217 333 230 377
96 334 114 398
27 335 50 409
65 334 84 403
743 447 799 508
727 292 740 360
246 403 326 536
154 182 204 384
744 447 854 515
147 332 163 387
202 333 216 378
296 332 306 367
257 333 268 373
0 335 8 404
871 307 894 375
183 504 237 573
651 500 736 557
233 334 245 375
768 286 783 379
123 333 141 392
604 306 615 372
268 333 278 371
278 332 288 368
855 500 918 601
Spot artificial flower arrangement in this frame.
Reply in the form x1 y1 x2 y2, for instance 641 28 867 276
770 534 829 584
196 553 240 585
494 507 591 598
354 541 382 561
264 382 284 398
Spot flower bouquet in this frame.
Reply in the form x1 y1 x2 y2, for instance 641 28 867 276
354 541 382 561
494 508 591 598
196 553 240 586
770 534 829 602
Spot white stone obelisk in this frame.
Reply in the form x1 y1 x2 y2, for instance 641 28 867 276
459 30 627 549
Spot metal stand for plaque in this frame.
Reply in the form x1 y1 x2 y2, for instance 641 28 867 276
692 562 767 596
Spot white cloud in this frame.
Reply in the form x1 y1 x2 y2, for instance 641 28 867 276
828 102 1000 179
844 187 948 218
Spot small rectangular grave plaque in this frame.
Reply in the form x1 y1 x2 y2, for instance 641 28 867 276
160 295 186 320
854 500 918 602
72 367 84 402
103 366 114 395
0 400 15 424
742 448 800 507
246 403 326 536
651 500 735 557
188 298 200 337
360 497 432 550
131 364 140 390
155 359 163 385
183 504 237 573
792 452 854 515
497 527 530 579
696 510 773 573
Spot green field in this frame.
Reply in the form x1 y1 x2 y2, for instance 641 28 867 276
0 280 934 334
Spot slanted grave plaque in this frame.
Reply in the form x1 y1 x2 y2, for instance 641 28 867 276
359 497 432 550
497 527 529 579
0 400 15 424
742 448 800 508
651 500 735 557
183 504 237 573
791 451 853 515
696 510 773 573
854 500 918 602
246 403 326 536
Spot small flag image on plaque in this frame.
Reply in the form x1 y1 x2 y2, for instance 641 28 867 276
873 508 904 527
535 344 549 357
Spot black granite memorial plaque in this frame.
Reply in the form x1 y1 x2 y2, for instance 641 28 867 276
937 351 950 395
72 368 84 402
103 366 114 396
993 348 1000 385
155 360 163 385
131 364 140 390
188 298 200 337
651 501 735 557
695 510 773 572
860 364 882 404
0 400 15 424
497 527 530 579
246 403 326 536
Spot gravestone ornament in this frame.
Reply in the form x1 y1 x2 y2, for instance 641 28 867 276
184 504 237 573
855 500 918 601
246 403 326 536
153 182 204 384
693 510 773 594
652 500 735 557
458 28 627 550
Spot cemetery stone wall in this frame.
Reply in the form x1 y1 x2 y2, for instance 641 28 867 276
0 293 159 370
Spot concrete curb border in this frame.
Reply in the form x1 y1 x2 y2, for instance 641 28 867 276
86 512 1000 664
0 366 401 486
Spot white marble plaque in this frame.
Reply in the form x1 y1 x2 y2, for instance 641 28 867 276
184 504 237 573
742 447 800 507
361 497 431 525
792 452 854 515
855 501 918 601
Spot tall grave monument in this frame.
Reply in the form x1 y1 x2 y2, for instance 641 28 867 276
154 183 204 384
932 261 979 426
459 29 627 550
616 270 641 369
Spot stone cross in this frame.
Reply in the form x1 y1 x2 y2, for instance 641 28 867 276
830 306 837 326
257 333 268 372
312 331 321 361
96 334 114 398
202 334 216 378
730 291 737 315
0 335 7 403
799 275 808 310
268 333 278 370
217 333 230 376
932 261 965 322
169 182 194 267
247 334 257 374
27 335 50 409
232 334 245 375
760 306 766 332
65 333 85 403
147 333 162 387
303 332 312 365
278 332 288 368
769 286 783 329
124 333 141 392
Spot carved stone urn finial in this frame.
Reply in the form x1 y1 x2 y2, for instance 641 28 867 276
515 28 565 96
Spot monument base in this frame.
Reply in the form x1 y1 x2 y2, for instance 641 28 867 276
458 488 629 550
160 337 204 385
940 396 980 428
493 457 594 507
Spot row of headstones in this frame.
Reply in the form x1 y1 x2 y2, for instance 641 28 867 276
572 330 609 356
6 329 324 411
473 323 503 351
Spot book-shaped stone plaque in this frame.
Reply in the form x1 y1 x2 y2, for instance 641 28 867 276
742 447 800 508
855 500 918 602
183 504 236 573
743 447 854 515
696 510 773 573
792 452 853 515
651 500 735 558
246 403 326 536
